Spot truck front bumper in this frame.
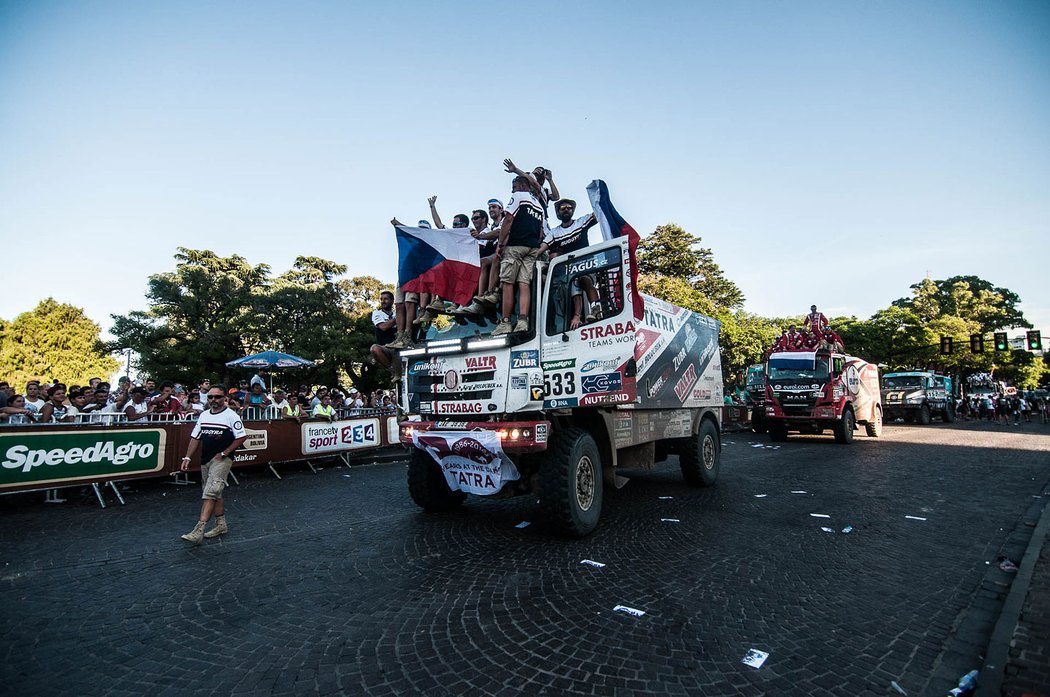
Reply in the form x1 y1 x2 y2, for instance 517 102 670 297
400 420 552 452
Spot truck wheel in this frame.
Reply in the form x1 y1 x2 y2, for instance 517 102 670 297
833 408 855 444
865 406 883 437
407 447 466 512
539 428 603 537
769 422 789 442
680 419 720 487
942 404 956 423
751 408 767 434
918 405 931 425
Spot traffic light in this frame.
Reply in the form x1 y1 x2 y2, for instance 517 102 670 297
940 336 953 355
1028 330 1042 351
969 333 984 353
994 332 1009 351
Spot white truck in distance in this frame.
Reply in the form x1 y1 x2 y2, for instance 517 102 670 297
398 236 724 536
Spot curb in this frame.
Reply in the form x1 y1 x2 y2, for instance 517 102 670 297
977 493 1050 697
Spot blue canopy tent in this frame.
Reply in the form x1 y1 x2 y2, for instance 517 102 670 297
225 351 317 392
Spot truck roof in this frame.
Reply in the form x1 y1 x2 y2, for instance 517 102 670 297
882 371 945 378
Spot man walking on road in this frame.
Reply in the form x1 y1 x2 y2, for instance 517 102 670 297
179 385 247 544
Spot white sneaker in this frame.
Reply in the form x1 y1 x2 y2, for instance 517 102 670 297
514 318 529 333
491 320 513 336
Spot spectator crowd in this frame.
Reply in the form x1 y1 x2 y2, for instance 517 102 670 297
0 374 397 425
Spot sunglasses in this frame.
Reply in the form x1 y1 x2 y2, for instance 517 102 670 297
471 215 483 221
206 395 225 400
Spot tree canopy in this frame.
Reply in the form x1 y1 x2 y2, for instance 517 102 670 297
109 248 393 393
0 299 119 386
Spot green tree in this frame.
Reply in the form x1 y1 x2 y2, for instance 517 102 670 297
0 299 119 386
637 223 744 312
893 275 1028 332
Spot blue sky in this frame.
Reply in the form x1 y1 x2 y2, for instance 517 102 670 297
1 0 1048 338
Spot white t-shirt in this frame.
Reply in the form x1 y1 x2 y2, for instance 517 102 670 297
344 397 364 409
125 400 149 417
24 398 44 415
371 309 394 327
549 214 595 253
271 398 290 412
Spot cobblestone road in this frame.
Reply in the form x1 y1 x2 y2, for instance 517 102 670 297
2 420 1048 696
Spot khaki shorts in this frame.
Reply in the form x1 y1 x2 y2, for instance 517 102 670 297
499 246 540 285
395 288 420 304
201 455 233 500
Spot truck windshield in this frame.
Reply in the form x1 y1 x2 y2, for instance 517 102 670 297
767 356 830 381
422 315 500 343
883 376 923 389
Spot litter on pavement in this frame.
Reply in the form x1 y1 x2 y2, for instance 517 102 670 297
660 518 681 523
658 496 673 500
904 515 927 521
580 559 606 568
613 605 646 617
754 494 768 498
999 558 1018 573
791 490 808 494
741 649 769 668
514 521 531 529
810 513 831 518
890 680 908 695
841 525 853 534
820 527 835 533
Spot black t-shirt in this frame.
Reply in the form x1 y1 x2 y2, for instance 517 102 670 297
504 192 545 248
191 407 247 463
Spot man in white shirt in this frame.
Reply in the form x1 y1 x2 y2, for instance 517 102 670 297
344 388 364 411
23 381 45 417
270 389 290 414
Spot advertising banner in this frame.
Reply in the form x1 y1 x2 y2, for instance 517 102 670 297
301 418 381 455
0 428 167 490
412 430 519 496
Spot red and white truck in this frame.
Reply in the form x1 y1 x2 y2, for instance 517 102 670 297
763 350 882 443
397 236 724 536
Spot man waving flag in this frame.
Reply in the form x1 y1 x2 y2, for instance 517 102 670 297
395 224 480 307
586 179 644 321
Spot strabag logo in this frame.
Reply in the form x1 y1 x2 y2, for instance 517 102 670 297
580 322 634 341
0 429 165 488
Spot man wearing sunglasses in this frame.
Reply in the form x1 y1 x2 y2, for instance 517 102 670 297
549 198 601 328
179 385 247 544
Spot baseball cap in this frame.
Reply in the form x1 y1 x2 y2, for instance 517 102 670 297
487 198 503 208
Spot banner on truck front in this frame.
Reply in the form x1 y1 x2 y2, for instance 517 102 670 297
0 428 167 490
413 430 519 496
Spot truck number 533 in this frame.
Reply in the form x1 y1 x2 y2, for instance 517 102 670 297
544 371 577 397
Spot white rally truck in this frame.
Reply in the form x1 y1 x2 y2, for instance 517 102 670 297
397 236 724 536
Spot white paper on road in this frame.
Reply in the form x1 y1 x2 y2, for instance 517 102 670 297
820 527 835 533
791 490 807 494
904 515 927 521
741 649 769 668
613 605 646 617
660 518 681 523
810 513 831 518
515 521 530 528
580 559 606 568
754 494 767 498
658 496 673 500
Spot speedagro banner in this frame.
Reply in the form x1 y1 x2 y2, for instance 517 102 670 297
0 428 167 489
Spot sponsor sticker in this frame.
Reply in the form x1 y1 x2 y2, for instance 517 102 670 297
534 423 548 443
435 402 483 415
464 355 496 371
511 375 527 390
242 429 268 451
543 397 579 409
542 359 576 370
530 386 544 401
582 372 623 394
580 358 620 374
510 350 539 369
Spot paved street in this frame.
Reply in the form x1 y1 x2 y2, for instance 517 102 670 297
1 420 1048 696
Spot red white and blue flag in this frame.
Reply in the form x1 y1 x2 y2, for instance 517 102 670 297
586 179 644 320
395 226 480 306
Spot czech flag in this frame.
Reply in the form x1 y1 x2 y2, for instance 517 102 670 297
586 179 644 321
395 226 480 306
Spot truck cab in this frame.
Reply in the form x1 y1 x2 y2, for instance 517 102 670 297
881 371 955 424
397 237 725 536
764 350 882 444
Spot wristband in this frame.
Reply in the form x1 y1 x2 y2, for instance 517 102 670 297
181 456 191 461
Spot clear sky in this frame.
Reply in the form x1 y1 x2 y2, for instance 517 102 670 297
2 0 1048 338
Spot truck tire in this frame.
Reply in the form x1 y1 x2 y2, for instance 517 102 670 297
680 419 720 487
865 405 882 437
407 447 466 512
833 408 855 444
751 408 767 434
918 405 931 425
539 428 603 537
942 404 956 423
769 421 789 442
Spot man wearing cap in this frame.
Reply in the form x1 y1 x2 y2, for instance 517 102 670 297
271 389 290 413
548 199 600 328
345 388 364 412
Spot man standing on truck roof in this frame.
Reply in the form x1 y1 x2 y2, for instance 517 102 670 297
492 175 546 336
804 305 828 333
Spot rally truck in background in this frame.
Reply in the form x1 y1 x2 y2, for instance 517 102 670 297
397 236 724 537
881 371 955 424
763 351 882 444
746 363 767 433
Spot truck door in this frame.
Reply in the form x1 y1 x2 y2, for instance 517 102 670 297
540 238 637 408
